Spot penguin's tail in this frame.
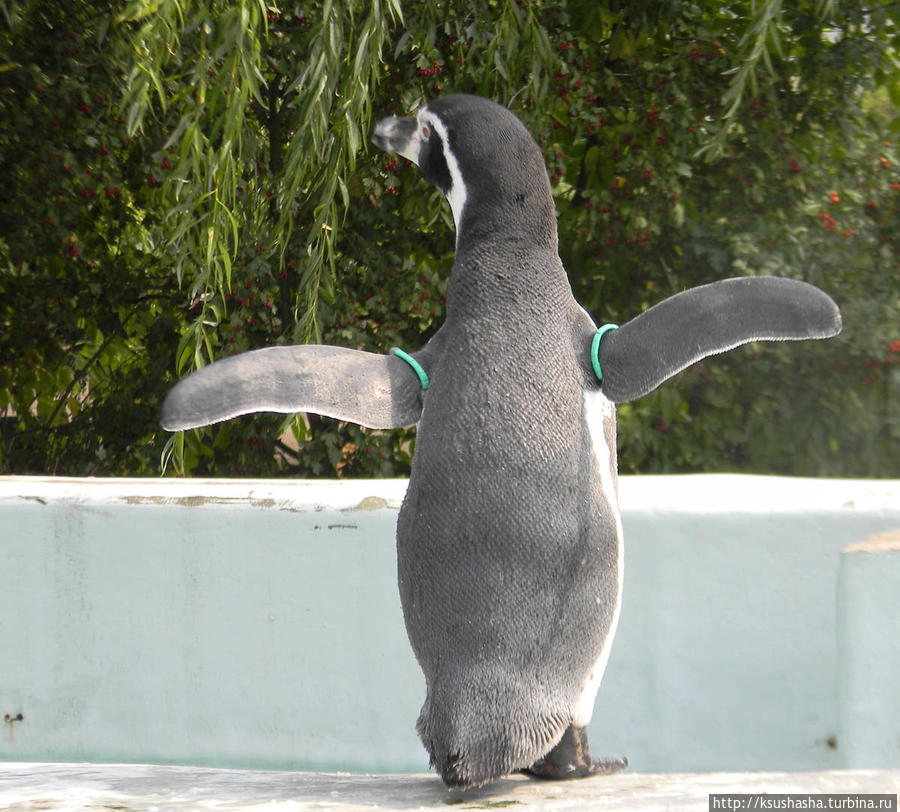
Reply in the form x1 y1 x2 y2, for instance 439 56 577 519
416 673 569 789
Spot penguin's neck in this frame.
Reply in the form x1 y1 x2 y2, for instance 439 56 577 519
442 176 572 324
445 233 572 326
455 183 558 252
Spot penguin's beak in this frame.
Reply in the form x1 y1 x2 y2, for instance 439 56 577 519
372 116 420 166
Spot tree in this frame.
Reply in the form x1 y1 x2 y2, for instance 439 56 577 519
2 0 898 477
0 1 185 473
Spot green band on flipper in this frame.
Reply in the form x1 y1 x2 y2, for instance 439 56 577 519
591 323 619 382
390 347 429 391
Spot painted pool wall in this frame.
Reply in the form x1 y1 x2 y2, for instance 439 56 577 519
1 474 898 774
836 530 900 768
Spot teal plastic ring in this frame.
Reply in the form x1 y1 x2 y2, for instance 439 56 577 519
591 323 619 382
390 347 429 391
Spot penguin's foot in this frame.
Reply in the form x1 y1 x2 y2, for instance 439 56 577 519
522 725 627 780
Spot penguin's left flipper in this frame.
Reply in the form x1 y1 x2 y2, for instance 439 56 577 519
522 726 627 781
160 344 431 431
597 277 842 404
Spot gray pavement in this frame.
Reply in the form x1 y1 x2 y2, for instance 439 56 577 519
0 763 897 811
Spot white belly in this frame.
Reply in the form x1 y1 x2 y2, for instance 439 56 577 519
573 388 624 727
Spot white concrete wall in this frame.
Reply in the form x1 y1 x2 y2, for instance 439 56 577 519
837 530 900 768
1 475 898 774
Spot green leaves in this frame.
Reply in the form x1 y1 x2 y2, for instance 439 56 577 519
0 1 186 473
2 0 898 477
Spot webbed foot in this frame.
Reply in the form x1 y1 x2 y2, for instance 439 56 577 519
523 725 627 780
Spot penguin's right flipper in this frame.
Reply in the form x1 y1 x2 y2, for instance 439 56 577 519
597 277 842 403
160 344 429 431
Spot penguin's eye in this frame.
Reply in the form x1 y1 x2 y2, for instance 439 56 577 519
421 125 431 138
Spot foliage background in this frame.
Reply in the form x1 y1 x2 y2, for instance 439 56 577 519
1 0 899 478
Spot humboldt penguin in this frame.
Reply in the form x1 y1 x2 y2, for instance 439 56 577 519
161 93 841 789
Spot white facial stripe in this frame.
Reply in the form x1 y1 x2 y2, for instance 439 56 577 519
419 109 467 234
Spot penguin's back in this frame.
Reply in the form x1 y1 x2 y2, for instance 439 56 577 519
396 247 621 785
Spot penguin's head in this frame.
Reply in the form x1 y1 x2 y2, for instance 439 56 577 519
372 94 557 249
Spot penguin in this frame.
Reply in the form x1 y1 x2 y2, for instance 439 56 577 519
161 94 841 789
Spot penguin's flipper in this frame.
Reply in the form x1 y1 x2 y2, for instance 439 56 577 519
598 277 842 403
160 344 427 431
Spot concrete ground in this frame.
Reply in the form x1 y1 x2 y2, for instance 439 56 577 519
0 763 897 811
